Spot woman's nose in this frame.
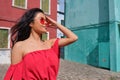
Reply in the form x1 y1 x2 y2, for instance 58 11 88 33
44 21 49 27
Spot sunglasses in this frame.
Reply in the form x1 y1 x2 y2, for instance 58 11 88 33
40 17 50 26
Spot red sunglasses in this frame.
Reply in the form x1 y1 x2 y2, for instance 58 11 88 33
40 17 50 27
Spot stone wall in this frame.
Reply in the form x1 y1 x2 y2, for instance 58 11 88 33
0 49 10 64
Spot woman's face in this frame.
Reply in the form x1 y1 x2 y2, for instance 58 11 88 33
30 12 48 34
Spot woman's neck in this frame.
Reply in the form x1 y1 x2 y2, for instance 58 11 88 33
29 31 43 42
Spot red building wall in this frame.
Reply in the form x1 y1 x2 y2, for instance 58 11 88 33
0 0 57 38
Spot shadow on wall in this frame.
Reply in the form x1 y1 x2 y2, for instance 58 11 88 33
87 45 99 67
99 0 109 23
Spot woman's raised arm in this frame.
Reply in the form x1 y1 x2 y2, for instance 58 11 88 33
46 16 78 47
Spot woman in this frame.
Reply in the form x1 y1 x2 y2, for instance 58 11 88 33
4 8 78 80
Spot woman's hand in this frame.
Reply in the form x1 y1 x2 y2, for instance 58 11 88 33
46 16 57 27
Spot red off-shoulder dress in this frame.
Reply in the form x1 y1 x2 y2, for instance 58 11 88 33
4 39 60 80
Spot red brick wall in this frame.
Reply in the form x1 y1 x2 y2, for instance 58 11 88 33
48 0 57 38
0 0 26 27
0 0 57 38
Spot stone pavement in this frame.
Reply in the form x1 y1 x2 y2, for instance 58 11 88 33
58 59 120 80
0 59 120 80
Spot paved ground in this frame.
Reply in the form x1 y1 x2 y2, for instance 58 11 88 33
58 59 120 80
1 59 120 80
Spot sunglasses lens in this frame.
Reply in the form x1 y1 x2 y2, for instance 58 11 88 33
46 21 50 27
40 18 45 24
40 18 50 27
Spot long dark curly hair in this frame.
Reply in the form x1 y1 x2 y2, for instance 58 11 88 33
11 8 44 47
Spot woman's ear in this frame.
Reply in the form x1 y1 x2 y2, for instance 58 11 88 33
29 22 34 27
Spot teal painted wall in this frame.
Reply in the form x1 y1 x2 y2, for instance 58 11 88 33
65 0 109 27
64 0 120 71
109 0 120 72
64 23 109 68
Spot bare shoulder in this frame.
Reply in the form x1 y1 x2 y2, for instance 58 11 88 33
11 41 24 65
12 41 23 51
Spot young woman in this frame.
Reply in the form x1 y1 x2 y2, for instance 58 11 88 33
4 8 78 80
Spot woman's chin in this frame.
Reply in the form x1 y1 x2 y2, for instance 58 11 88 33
42 30 48 33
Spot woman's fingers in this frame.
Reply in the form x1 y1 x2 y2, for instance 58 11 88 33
46 16 57 27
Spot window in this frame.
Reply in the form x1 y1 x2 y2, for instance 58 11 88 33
41 32 49 41
40 0 51 15
118 24 120 37
12 0 27 9
0 28 10 49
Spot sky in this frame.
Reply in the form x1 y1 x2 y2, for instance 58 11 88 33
57 0 64 38
58 0 64 12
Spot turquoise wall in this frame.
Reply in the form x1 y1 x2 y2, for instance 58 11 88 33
109 0 120 72
64 0 120 72
64 23 109 68
65 0 109 27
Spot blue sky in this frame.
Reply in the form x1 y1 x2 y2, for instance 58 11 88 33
59 0 64 12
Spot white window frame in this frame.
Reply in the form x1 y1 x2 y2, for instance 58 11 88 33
12 0 27 9
0 27 10 49
40 0 51 15
46 32 49 40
